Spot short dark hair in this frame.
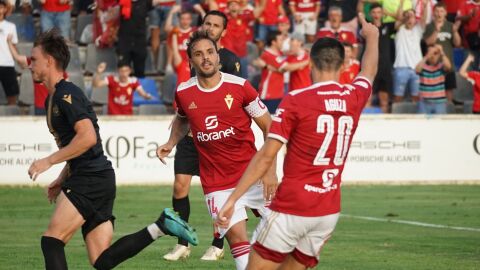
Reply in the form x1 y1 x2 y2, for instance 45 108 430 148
370 3 382 11
203 10 228 29
33 29 70 71
266 30 282 47
186 30 218 59
310 38 345 71
434 2 446 10
117 61 131 69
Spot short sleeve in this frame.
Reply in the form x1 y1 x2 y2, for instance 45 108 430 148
467 71 480 85
10 24 18 44
350 76 372 109
56 92 90 127
131 77 141 90
268 95 297 144
423 23 434 39
174 90 186 117
261 51 286 70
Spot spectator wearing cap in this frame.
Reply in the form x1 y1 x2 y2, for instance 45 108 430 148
255 30 309 113
457 0 480 69
222 0 254 78
285 32 312 91
289 0 321 43
0 0 19 105
392 0 428 103
423 2 461 102
255 0 286 45
39 0 72 40
317 6 358 55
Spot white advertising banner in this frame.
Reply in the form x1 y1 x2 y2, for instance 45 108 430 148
0 115 479 185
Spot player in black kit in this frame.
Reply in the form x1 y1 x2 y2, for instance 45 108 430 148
27 30 198 270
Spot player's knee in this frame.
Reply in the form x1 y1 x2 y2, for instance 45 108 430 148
173 179 190 197
43 229 70 243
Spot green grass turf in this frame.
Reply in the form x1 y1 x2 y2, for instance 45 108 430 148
0 185 479 269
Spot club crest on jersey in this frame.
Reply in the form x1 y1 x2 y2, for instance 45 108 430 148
235 62 240 72
224 94 234 110
62 94 72 104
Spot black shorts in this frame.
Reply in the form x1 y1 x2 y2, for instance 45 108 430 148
174 135 199 176
445 71 456 91
0 66 19 97
62 169 116 238
373 69 392 94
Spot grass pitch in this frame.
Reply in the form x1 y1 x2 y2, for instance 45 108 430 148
0 184 479 269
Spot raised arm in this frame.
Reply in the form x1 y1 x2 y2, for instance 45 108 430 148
164 4 182 33
171 32 183 68
459 54 475 80
92 62 109 88
394 0 406 30
452 20 462 48
7 34 28 68
358 13 379 83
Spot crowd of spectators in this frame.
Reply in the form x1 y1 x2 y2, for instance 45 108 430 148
0 0 479 115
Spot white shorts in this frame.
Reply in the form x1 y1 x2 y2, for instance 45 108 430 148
293 12 318 36
252 210 339 265
205 183 269 238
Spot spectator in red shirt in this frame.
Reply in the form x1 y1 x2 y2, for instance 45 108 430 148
93 62 152 115
255 0 286 45
290 0 321 43
239 0 255 42
459 53 480 114
457 0 480 68
256 30 309 112
443 0 462 22
286 32 312 91
223 0 254 78
339 42 360 84
164 5 196 73
171 27 191 86
39 0 71 40
317 6 358 55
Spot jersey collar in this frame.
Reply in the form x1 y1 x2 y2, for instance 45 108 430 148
196 72 225 92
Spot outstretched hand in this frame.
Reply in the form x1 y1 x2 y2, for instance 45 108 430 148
359 13 379 40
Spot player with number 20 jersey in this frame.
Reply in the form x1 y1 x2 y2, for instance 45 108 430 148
216 12 379 269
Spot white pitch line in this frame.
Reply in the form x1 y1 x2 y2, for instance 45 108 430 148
341 214 480 232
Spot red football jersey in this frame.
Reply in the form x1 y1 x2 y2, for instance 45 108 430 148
175 73 268 194
257 0 282 25
467 71 480 113
458 1 480 35
240 7 255 41
286 50 312 92
268 76 372 217
317 27 357 46
168 27 196 62
339 59 360 85
223 13 254 57
289 0 320 13
259 48 287 100
175 60 191 87
106 75 141 115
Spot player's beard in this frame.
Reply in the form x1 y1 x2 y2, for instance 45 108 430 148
197 60 218 78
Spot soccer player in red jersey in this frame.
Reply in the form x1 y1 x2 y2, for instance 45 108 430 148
93 62 152 115
157 31 277 270
217 13 379 270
